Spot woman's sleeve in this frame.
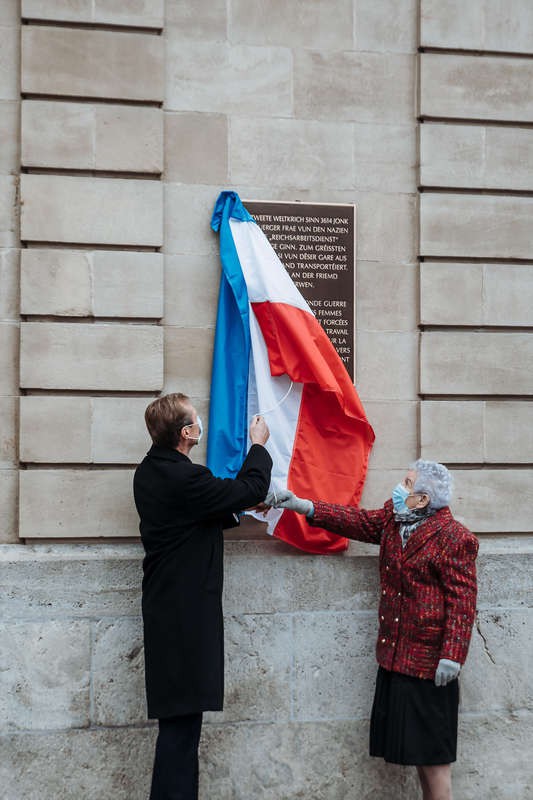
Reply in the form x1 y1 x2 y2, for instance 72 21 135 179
439 531 479 664
309 501 388 544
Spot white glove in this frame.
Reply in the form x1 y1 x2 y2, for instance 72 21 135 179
435 658 461 687
265 489 314 517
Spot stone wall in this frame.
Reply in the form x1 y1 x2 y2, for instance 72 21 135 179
1 0 532 798
1 542 532 799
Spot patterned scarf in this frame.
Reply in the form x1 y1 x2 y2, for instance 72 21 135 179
394 506 436 548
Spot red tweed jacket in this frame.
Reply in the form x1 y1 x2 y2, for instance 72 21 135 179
310 499 479 680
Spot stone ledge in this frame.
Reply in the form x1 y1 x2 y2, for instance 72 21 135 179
1 535 533 562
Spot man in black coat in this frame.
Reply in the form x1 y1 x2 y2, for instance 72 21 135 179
133 392 272 800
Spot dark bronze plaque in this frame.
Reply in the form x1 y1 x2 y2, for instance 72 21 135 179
244 200 356 380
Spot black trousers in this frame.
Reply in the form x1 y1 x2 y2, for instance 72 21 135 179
150 713 203 800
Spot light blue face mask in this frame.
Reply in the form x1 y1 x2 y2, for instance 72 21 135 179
392 482 410 514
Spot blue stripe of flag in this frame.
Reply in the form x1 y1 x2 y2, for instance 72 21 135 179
207 191 256 478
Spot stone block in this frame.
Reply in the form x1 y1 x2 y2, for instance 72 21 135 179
0 620 90 731
456 711 533 799
0 248 19 322
21 249 92 316
20 322 163 391
355 191 417 264
294 51 414 123
420 123 484 188
164 254 219 327
164 112 227 184
230 117 355 190
19 469 139 538
165 0 226 40
21 249 163 318
0 468 18 543
165 40 292 115
0 100 19 172
0 1 18 24
421 0 533 54
20 396 92 463
223 544 380 615
420 262 483 325
420 123 533 191
92 617 146 726
476 551 533 609
461 609 533 714
483 264 533 326
206 614 291 724
364 401 418 469
420 53 533 121
353 123 416 193
21 175 163 246
21 26 164 101
484 401 533 463
230 0 354 49
165 183 219 255
0 727 155 800
421 262 533 326
0 24 19 100
452 469 533 532
199 720 415 800
360 468 398 509
355 0 417 53
420 0 483 49
21 100 93 170
92 251 163 318
22 101 163 173
0 321 18 395
95 105 163 173
420 400 484 462
0 175 18 247
0 395 17 467
293 612 376 720
92 397 153 463
22 0 164 28
356 332 418 400
22 395 151 464
0 543 144 620
164 326 214 397
420 331 533 395
357 262 417 331
420 193 533 259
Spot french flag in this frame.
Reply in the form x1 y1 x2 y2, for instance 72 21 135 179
207 191 374 554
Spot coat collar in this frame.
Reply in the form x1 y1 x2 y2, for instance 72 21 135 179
147 444 191 463
402 506 452 560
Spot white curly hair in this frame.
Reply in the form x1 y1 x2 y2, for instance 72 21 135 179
410 459 453 510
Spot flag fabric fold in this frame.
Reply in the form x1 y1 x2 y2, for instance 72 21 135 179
208 191 375 554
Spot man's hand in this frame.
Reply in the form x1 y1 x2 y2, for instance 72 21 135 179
435 658 461 686
249 415 269 445
265 488 313 517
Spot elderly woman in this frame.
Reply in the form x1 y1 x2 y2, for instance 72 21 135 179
268 460 478 800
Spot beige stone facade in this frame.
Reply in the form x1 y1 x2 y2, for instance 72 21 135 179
1 0 532 797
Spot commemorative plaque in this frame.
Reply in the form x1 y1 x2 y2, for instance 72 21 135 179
244 200 356 380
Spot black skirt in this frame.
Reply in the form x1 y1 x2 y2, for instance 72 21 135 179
369 667 459 766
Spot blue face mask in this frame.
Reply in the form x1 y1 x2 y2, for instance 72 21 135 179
392 482 410 514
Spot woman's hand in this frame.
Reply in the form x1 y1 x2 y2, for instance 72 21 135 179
434 659 460 686
265 489 314 517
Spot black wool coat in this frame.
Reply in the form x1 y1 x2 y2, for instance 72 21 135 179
133 443 272 719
